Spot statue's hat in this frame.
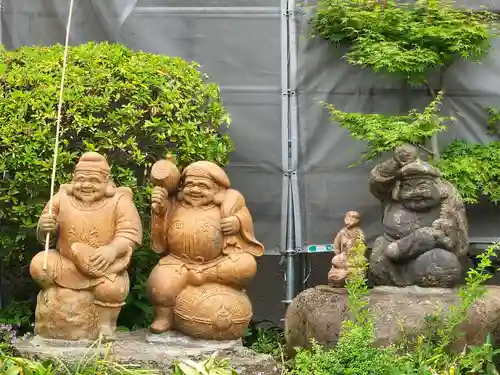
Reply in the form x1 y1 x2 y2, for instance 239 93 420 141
183 161 230 188
400 160 441 180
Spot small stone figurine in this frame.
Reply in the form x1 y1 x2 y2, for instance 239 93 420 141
328 211 366 287
30 152 143 341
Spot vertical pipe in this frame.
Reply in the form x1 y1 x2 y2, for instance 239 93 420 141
281 0 300 307
284 181 297 304
288 0 303 295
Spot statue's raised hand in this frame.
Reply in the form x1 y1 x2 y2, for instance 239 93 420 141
39 213 58 235
151 186 169 215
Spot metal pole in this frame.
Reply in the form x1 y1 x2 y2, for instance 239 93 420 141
284 181 298 304
281 0 301 307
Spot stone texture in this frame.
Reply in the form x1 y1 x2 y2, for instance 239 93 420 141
285 285 500 356
13 330 280 375
34 287 98 340
31 151 143 341
368 144 468 288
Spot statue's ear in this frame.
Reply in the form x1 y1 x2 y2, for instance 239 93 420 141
176 191 184 201
104 178 115 197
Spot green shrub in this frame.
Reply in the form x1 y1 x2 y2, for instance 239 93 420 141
0 41 233 327
310 0 497 86
292 241 500 375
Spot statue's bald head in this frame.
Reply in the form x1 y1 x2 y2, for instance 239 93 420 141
75 152 110 176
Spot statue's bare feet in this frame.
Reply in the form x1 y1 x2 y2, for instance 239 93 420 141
98 325 116 342
150 319 171 334
150 307 173 334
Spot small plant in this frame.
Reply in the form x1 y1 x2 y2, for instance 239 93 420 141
293 237 402 375
311 0 498 86
173 351 238 375
397 243 500 374
243 322 286 361
0 340 157 375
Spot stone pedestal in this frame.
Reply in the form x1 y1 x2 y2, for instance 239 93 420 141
285 285 500 356
13 330 280 375
34 287 99 341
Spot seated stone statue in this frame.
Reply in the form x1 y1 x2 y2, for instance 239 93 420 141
328 211 366 287
30 152 142 341
368 144 468 288
147 159 264 340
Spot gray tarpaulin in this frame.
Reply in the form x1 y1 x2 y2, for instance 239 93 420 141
1 0 284 254
3 0 500 322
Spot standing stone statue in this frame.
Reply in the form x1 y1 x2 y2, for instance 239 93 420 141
369 144 468 288
147 158 264 340
328 211 366 287
30 152 142 341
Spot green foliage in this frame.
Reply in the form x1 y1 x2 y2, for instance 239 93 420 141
0 301 33 331
0 41 233 327
397 243 500 374
310 0 498 85
243 323 285 360
292 243 500 375
117 235 159 330
293 238 403 375
0 342 157 375
323 91 449 162
172 352 238 375
437 140 500 204
486 107 500 135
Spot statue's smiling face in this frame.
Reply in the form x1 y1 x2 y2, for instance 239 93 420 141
399 178 440 211
183 176 218 207
73 171 107 203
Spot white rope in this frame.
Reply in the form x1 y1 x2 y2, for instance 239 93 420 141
43 0 75 270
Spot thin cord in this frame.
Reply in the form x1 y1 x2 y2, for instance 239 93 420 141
43 0 75 270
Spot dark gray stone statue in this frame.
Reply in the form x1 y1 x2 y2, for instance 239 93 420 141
369 144 468 288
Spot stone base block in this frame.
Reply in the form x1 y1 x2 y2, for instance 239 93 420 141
13 330 280 375
34 287 99 341
285 285 500 356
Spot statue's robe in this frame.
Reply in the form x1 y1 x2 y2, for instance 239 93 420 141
37 186 142 290
150 188 264 271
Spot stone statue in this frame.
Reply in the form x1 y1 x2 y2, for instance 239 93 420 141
30 152 142 341
147 158 264 340
328 211 366 287
369 144 468 288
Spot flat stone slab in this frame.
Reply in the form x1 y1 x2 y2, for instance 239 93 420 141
13 330 280 375
146 330 242 352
